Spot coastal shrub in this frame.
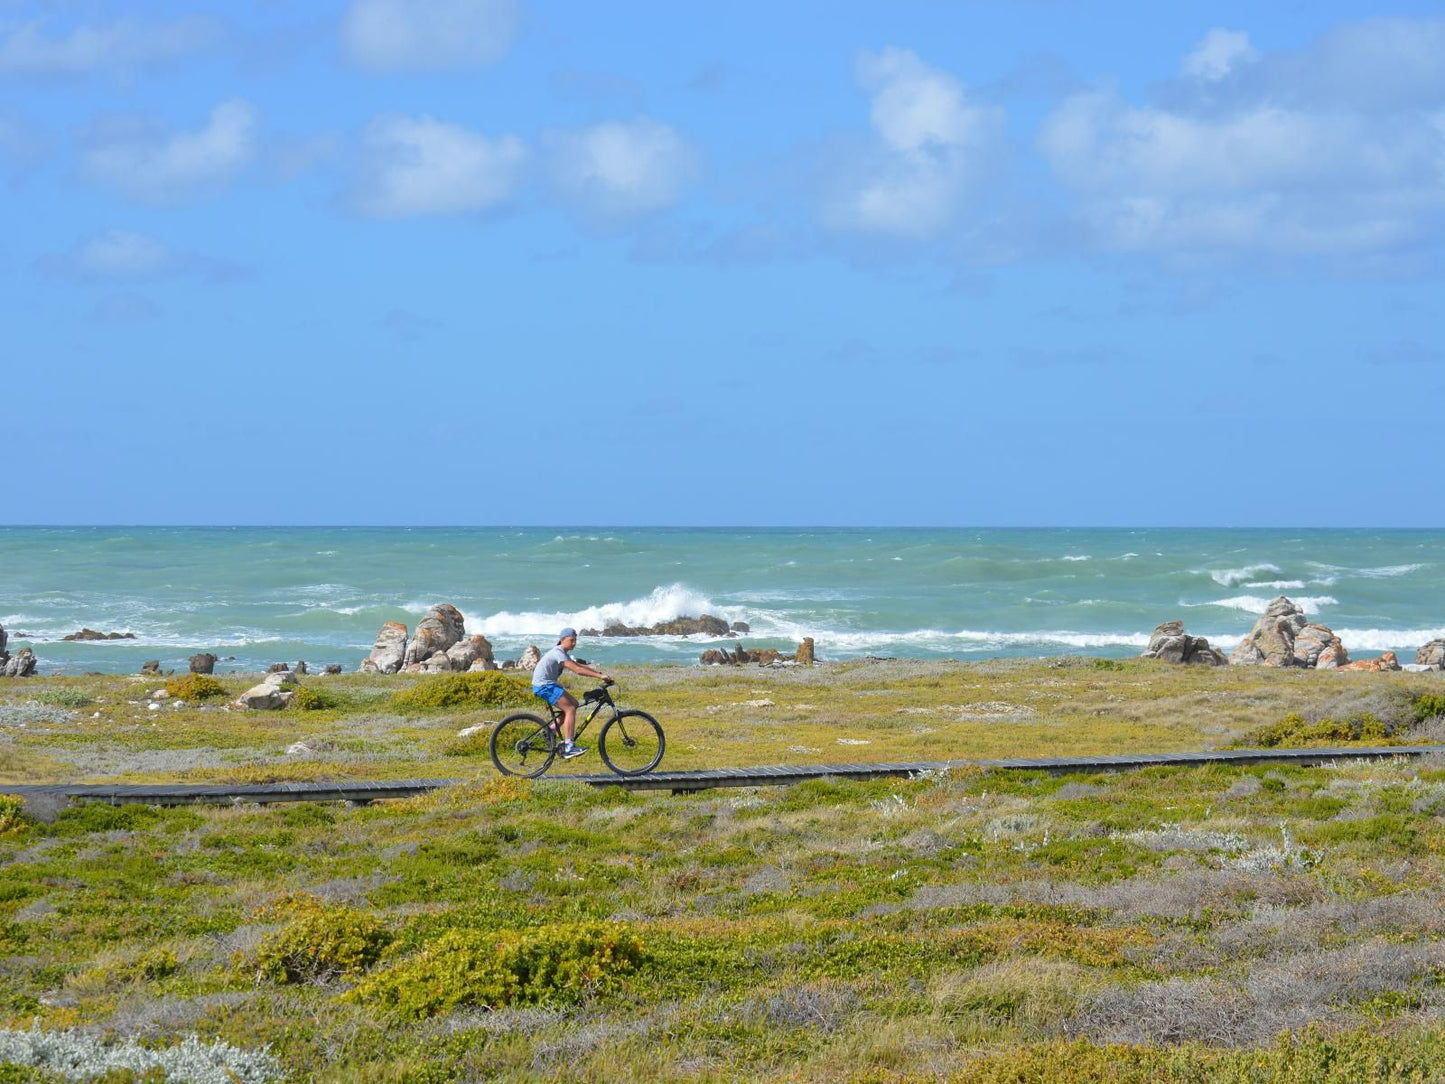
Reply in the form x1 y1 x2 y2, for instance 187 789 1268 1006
344 922 645 1019
0 795 31 836
247 898 392 985
1412 693 1445 724
34 688 92 708
1239 712 1403 749
287 684 342 711
76 946 179 988
389 672 533 712
164 673 228 701
0 1027 283 1084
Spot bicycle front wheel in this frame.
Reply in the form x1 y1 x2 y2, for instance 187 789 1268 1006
598 710 665 776
489 712 557 778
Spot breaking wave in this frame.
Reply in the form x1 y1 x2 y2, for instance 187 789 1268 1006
1205 564 1282 587
471 583 724 639
1182 595 1338 615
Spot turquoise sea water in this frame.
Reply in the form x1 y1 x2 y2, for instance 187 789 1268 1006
1 527 1443 674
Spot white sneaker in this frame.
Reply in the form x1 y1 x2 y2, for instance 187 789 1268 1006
561 743 589 760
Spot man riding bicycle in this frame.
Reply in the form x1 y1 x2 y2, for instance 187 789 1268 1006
532 627 612 759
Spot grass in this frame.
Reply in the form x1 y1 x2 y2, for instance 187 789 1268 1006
3 659 1445 1080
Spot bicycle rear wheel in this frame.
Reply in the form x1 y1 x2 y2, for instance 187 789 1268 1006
598 710 665 775
489 712 557 777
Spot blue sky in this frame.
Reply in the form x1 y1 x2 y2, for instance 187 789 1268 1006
3 0 1443 526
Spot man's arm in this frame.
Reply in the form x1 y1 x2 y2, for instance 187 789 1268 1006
562 659 610 681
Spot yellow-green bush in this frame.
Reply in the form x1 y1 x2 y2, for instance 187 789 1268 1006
163 673 228 700
1241 712 1400 749
344 922 645 1019
390 671 533 711
0 794 32 836
248 898 392 984
288 684 342 711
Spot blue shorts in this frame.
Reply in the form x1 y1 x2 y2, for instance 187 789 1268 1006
533 683 566 705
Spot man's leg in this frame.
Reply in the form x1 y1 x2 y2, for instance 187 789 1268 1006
558 692 578 743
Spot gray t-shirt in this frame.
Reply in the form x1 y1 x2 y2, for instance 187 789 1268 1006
533 645 573 687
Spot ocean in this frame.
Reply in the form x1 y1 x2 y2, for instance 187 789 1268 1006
1 527 1442 675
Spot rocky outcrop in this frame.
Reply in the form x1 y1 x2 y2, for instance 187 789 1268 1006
581 615 732 638
1229 597 1345 669
731 621 750 634
293 660 308 676
1141 621 1228 666
1 648 37 678
324 664 343 675
236 670 297 710
141 660 161 675
405 604 466 666
700 640 814 666
1416 640 1445 670
363 621 409 674
267 663 290 673
1340 651 1402 673
446 634 495 672
188 653 217 674
517 645 541 671
62 628 136 641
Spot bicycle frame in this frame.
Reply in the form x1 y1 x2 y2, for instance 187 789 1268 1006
541 684 617 743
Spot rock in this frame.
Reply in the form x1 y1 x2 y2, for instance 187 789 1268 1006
1141 620 1228 666
405 604 466 667
1229 597 1326 668
1316 645 1347 670
1 648 37 678
796 637 815 666
236 683 294 710
237 670 297 709
1293 624 1347 669
1340 651 1402 673
1416 639 1445 670
467 659 498 672
517 645 541 670
188 653 217 674
141 660 161 674
293 660 308 676
700 649 730 665
731 621 750 634
0 623 6 659
152 689 170 700
62 628 135 641
360 658 379 673
365 621 409 674
446 634 494 672
421 650 452 673
593 614 733 638
456 723 488 738
267 662 290 673
324 664 342 675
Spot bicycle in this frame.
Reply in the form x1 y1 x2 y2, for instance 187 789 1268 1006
488 680 665 778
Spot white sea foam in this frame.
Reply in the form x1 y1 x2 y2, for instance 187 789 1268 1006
1206 564 1282 587
1239 580 1306 590
1062 554 1091 562
470 583 724 639
1334 628 1445 651
1182 595 1338 615
1308 562 1424 580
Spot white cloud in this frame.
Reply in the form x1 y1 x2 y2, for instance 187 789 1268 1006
36 230 240 283
545 118 695 222
0 15 219 77
81 98 259 205
1038 18 1445 257
1180 29 1257 83
342 0 518 72
351 114 526 218
825 48 1006 239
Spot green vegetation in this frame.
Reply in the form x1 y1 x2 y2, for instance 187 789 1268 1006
4 660 1445 1079
345 922 645 1018
389 670 533 711
288 684 343 711
1241 710 1403 748
249 896 393 984
162 672 228 700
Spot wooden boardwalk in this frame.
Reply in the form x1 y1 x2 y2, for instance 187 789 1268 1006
4 745 1441 808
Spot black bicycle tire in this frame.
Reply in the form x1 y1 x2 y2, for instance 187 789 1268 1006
489 712 557 778
598 709 665 776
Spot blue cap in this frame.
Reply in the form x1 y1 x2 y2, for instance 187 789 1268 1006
559 627 577 641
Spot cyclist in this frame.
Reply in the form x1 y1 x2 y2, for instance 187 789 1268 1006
532 627 612 759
